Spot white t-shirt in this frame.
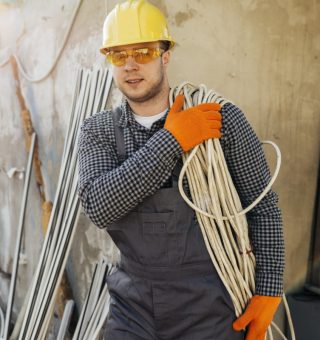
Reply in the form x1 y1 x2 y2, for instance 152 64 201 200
132 109 168 129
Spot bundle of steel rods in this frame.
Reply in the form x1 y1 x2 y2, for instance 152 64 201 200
3 133 36 340
72 260 116 340
16 67 113 340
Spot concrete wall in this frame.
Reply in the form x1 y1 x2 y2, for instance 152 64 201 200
0 0 319 336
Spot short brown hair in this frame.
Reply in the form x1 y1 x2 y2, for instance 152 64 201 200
159 40 171 51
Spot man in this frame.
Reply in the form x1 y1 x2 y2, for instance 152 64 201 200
77 1 285 339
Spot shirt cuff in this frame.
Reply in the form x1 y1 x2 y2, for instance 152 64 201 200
255 271 284 296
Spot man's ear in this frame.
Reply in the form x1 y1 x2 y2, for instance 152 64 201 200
162 50 171 67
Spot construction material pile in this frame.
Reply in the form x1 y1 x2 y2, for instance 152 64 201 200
15 67 113 340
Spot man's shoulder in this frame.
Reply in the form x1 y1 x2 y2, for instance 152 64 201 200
221 102 244 119
81 109 114 131
79 108 118 145
220 101 250 129
218 101 253 145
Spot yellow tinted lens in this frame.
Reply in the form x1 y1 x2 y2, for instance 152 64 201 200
106 48 163 66
106 51 127 66
133 48 162 63
133 48 153 63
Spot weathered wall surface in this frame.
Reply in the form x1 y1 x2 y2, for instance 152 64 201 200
0 0 319 336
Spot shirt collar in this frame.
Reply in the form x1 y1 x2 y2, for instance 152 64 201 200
118 99 169 129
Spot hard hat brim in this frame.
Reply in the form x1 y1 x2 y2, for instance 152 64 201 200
100 38 175 55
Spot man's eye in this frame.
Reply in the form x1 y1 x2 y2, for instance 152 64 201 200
135 49 149 56
117 52 128 58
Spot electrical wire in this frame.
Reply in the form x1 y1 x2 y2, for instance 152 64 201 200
177 140 281 221
0 0 83 82
170 82 296 340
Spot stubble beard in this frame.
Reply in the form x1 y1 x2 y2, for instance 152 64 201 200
119 66 166 104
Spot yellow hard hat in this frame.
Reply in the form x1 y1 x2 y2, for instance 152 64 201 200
100 0 175 54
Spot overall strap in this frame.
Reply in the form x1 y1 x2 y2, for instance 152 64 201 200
112 106 183 187
112 106 126 165
172 158 184 187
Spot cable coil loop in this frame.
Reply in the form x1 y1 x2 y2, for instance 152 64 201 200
170 82 295 340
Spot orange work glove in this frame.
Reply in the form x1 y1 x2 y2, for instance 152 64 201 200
164 94 222 152
233 295 282 340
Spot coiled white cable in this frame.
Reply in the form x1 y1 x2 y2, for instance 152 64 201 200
169 82 295 340
0 0 83 82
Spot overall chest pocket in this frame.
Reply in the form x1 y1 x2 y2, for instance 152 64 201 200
106 210 181 265
140 211 185 266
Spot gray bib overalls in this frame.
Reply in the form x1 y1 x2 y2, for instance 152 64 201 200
103 108 244 340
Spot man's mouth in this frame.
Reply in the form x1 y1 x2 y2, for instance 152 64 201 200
126 78 143 84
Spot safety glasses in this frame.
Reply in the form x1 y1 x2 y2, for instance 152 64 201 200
105 47 164 66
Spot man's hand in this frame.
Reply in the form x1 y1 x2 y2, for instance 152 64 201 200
233 295 282 340
164 94 222 152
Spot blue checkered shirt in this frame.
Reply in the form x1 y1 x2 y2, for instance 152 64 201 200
77 99 285 296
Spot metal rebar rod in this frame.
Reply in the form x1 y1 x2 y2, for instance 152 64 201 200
62 68 82 161
83 286 108 339
93 68 107 114
0 305 5 338
34 193 80 338
72 263 98 340
90 293 111 340
100 70 113 111
3 132 36 340
57 300 75 340
39 204 81 339
29 188 79 338
79 261 107 339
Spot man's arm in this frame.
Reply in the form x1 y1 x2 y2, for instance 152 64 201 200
77 114 183 229
221 103 285 296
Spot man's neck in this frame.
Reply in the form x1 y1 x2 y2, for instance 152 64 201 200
126 87 170 117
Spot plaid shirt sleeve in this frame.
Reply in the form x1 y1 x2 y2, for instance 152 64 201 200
221 103 285 296
77 111 183 229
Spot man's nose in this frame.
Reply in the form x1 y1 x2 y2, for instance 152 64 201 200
124 56 139 71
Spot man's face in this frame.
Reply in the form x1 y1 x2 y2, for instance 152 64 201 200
109 41 170 103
